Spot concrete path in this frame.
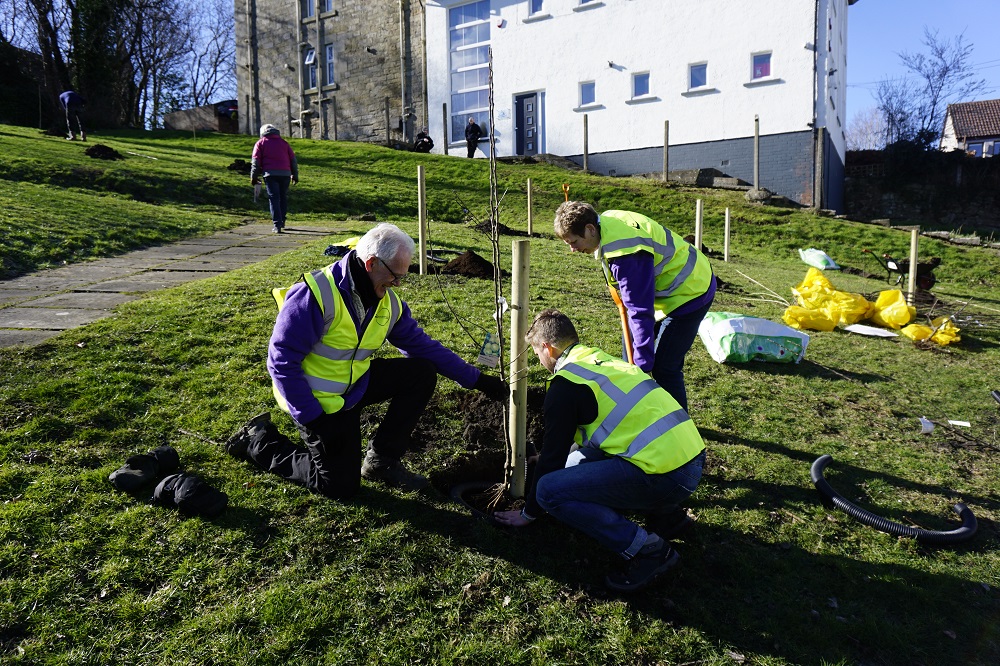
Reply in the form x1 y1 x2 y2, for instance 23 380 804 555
0 223 335 349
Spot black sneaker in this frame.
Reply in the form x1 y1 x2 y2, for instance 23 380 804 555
361 459 428 491
605 541 680 592
646 508 695 540
225 412 271 460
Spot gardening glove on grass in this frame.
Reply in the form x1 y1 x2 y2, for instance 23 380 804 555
474 373 508 402
153 472 228 518
108 445 180 492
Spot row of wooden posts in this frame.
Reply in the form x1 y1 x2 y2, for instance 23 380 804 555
413 167 924 497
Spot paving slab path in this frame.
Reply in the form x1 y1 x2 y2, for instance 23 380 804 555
0 223 336 349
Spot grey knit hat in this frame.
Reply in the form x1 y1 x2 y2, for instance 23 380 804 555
259 124 280 137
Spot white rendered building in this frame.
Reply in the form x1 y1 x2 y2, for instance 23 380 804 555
425 0 855 210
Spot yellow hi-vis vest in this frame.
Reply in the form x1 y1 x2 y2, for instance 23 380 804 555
271 265 402 414
553 345 705 474
598 210 713 319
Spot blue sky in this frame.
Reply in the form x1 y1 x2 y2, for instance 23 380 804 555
846 0 1000 120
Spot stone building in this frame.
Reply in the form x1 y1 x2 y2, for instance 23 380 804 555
237 0 857 211
235 0 426 145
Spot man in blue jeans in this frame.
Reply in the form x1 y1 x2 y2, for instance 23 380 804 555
495 309 706 592
554 202 715 413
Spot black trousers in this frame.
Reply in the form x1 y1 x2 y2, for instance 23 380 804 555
466 139 478 158
246 357 438 499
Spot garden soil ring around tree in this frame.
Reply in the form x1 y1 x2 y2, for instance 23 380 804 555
422 388 545 519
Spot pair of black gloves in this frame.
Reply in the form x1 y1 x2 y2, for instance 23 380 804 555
108 445 228 518
473 373 508 402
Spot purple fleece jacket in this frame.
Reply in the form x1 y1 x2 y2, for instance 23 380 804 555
610 252 716 372
267 252 482 425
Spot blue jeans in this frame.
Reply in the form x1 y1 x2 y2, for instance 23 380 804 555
264 175 291 228
651 297 714 412
535 448 705 558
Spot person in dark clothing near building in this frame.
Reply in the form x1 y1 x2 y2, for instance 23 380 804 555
250 124 298 233
464 116 483 158
225 223 508 499
59 90 86 141
494 309 705 592
413 128 434 153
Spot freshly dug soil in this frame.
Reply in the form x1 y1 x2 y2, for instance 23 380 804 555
422 387 545 515
441 250 509 280
472 219 530 237
227 158 252 174
85 144 124 160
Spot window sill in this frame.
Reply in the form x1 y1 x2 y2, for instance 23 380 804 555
523 13 552 23
744 77 784 88
319 10 338 18
572 1 605 12
625 95 660 105
680 87 719 97
573 103 605 112
321 83 340 92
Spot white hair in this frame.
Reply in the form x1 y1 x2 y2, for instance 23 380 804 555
355 223 415 262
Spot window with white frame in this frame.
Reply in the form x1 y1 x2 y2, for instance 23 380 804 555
689 63 707 89
632 72 650 98
580 81 595 106
302 0 314 19
751 52 771 80
529 0 543 14
304 48 317 89
449 1 490 142
325 44 336 86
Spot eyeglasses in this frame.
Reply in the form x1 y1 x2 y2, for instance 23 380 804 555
378 257 406 286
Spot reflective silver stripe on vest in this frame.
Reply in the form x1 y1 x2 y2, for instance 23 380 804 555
603 235 676 277
561 364 686 456
654 245 698 299
309 269 337 331
304 374 350 394
621 408 690 458
309 343 375 362
387 289 401 333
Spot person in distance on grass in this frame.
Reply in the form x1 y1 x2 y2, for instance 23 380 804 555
250 124 299 234
464 116 483 158
226 223 508 498
59 90 86 141
554 201 715 413
494 309 705 592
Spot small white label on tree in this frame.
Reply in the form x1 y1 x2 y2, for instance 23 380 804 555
476 332 501 367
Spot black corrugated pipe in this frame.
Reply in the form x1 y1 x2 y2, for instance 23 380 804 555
810 454 977 545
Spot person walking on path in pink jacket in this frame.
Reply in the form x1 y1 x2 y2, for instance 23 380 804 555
250 124 299 233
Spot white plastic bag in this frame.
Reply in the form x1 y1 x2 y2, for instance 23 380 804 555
798 248 840 270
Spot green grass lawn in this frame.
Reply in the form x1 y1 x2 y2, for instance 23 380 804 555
1 125 998 665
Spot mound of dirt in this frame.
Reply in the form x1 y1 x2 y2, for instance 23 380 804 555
441 250 508 279
85 144 124 160
472 219 530 237
227 158 251 174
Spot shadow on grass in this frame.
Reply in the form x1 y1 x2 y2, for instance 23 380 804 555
345 484 998 666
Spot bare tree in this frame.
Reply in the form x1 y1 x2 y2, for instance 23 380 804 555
846 106 888 151
185 0 235 107
895 28 988 145
875 77 916 146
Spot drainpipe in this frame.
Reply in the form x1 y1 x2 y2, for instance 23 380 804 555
419 0 428 133
811 0 820 207
314 0 322 138
245 0 255 133
399 0 409 144
295 0 305 138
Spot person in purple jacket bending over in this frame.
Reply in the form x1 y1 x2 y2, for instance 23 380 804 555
225 223 508 497
554 202 715 413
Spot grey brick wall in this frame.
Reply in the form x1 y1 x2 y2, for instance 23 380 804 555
236 0 426 145
569 130 842 210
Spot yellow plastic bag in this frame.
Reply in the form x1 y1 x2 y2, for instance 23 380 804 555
791 268 872 327
900 317 961 345
783 305 837 332
869 290 915 330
